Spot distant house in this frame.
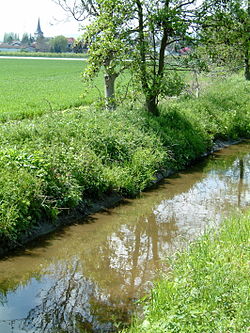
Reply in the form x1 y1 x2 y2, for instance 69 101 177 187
11 41 21 46
0 42 36 52
179 47 191 55
67 37 75 49
0 43 21 52
22 45 36 52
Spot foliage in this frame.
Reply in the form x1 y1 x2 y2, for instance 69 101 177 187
124 210 250 332
82 0 134 108
0 107 166 241
49 35 68 53
80 0 207 113
198 0 250 79
0 74 249 243
3 32 19 44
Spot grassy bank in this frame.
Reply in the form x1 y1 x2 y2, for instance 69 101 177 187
0 75 249 247
124 211 250 333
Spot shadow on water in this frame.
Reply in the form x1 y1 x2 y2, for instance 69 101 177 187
0 142 250 332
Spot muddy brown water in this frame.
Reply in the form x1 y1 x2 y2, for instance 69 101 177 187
0 142 249 333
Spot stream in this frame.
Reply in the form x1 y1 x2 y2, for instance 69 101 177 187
0 141 249 333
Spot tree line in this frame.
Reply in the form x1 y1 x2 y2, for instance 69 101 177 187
2 32 77 53
3 32 34 45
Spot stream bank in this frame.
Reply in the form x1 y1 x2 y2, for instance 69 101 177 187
0 75 249 256
0 138 243 258
124 211 250 333
0 140 250 333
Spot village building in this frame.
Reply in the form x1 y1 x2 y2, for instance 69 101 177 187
34 18 44 40
0 19 81 53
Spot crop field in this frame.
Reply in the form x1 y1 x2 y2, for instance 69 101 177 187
0 58 103 122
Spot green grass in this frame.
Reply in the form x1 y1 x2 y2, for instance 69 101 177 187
0 107 167 242
0 58 102 121
0 72 249 247
124 211 250 333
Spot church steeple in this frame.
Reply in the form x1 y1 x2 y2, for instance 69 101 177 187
35 18 44 39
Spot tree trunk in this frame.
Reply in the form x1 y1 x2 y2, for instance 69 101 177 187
193 70 200 98
146 95 159 116
245 0 250 80
104 72 117 110
244 49 250 80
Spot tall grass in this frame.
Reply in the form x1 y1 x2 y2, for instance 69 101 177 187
124 211 250 332
0 108 167 242
0 74 249 246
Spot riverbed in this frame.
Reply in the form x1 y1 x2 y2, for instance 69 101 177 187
0 142 249 333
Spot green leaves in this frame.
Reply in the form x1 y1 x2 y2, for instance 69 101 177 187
198 0 250 78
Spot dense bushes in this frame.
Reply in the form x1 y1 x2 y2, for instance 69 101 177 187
0 109 167 241
0 75 249 243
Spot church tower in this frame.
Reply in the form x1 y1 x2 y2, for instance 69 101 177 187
34 18 44 39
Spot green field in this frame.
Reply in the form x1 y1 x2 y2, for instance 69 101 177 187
0 58 102 121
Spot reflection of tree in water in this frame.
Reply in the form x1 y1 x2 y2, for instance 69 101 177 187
153 154 250 241
0 292 6 306
1 147 250 333
238 158 245 207
214 156 249 208
6 213 179 333
82 213 179 300
15 258 122 333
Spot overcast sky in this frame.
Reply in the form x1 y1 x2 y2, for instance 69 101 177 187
0 0 82 41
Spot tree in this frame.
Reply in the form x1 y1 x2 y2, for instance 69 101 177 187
56 0 204 113
55 0 135 109
83 0 200 114
198 0 250 80
29 34 35 44
3 32 19 44
21 33 30 45
53 0 100 20
130 0 198 115
83 0 134 109
49 35 68 53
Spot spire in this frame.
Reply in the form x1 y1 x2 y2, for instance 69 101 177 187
35 18 44 39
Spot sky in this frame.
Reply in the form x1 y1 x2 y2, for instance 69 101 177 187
0 0 82 42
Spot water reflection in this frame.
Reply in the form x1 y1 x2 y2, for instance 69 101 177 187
0 142 250 332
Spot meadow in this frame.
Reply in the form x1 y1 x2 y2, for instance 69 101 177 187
0 58 102 121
